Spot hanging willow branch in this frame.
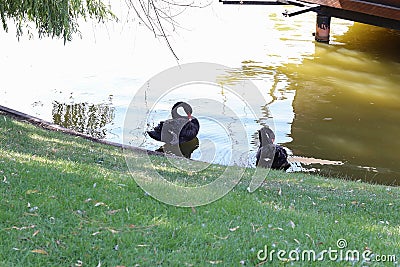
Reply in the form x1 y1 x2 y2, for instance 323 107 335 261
0 0 211 58
0 0 117 43
126 0 212 60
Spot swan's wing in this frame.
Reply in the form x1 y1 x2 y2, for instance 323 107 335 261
147 121 164 141
161 118 187 145
272 145 290 170
153 121 164 132
157 117 199 145
256 145 276 168
179 118 199 142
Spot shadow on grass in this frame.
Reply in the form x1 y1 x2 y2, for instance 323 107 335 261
1 114 399 266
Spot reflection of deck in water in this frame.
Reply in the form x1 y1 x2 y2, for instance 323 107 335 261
289 156 343 165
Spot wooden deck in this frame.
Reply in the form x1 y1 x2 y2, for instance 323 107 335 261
302 0 400 21
220 0 400 30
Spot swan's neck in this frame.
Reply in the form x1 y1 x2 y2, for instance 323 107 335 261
260 137 273 147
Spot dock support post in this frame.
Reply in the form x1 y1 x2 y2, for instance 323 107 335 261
315 13 331 43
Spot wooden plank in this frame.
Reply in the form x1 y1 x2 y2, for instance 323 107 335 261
360 0 400 8
301 0 400 20
220 0 400 27
220 0 284 4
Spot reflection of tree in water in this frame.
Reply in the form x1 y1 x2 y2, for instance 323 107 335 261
52 97 115 139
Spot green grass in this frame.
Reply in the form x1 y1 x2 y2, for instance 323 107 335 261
0 113 399 266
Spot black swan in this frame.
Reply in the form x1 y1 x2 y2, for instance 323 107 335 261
147 102 200 145
256 127 290 170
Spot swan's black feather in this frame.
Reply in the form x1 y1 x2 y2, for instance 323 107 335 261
256 127 290 170
147 102 200 145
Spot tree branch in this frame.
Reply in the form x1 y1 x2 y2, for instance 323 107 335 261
126 0 212 60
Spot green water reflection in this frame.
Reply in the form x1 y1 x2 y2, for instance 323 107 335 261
280 24 400 185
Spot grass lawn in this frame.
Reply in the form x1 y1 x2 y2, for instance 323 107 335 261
0 112 399 266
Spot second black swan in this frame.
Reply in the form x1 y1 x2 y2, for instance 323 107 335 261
147 102 200 145
256 126 290 170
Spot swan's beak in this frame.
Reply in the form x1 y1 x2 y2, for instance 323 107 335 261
188 113 192 120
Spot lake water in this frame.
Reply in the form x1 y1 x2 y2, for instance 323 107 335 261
1 2 399 185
